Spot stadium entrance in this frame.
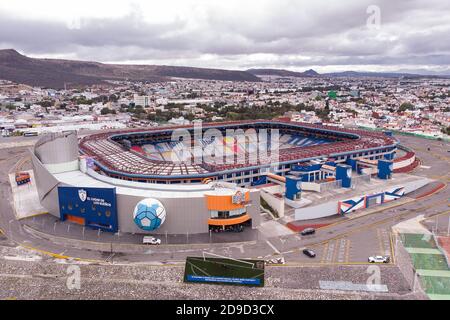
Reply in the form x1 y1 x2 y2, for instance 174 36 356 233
209 218 252 233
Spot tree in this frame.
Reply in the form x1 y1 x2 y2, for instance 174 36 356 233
399 102 414 112
101 107 113 115
38 100 54 108
442 126 450 135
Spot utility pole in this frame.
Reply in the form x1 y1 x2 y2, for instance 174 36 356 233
447 216 450 236
435 217 439 234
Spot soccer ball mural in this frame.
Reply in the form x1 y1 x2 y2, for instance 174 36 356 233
133 198 166 231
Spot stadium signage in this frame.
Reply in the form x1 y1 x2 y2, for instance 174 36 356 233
58 186 118 232
187 275 261 285
232 191 246 204
78 189 87 202
184 257 265 287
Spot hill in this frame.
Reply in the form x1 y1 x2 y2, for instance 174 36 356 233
0 49 260 88
247 68 319 77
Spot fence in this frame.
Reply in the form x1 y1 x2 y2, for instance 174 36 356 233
351 173 371 187
319 179 342 192
394 233 427 295
432 232 450 268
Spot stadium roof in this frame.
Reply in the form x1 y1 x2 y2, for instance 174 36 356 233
79 119 398 179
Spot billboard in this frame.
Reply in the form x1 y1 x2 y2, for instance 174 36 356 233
184 257 265 287
58 186 118 232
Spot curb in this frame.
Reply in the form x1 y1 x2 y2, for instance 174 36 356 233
21 224 258 254
414 182 446 200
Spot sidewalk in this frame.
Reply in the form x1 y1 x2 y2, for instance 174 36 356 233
21 212 262 251
8 170 48 219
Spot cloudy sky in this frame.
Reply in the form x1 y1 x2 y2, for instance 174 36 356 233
0 0 449 74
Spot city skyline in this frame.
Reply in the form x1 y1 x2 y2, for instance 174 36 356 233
0 0 449 74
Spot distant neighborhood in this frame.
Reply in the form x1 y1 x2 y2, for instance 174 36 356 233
1 74 449 140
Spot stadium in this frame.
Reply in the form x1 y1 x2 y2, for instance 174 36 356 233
78 119 398 185
31 119 414 237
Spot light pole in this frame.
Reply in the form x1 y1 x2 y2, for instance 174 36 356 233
435 217 439 234
447 216 450 236
8 219 14 242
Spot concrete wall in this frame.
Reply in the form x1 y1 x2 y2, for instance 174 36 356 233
294 178 431 221
32 147 261 235
393 155 416 170
44 160 79 174
31 150 61 218
116 194 211 234
117 184 260 235
294 201 338 220
260 190 285 218
301 182 321 192
35 132 78 164
403 178 430 193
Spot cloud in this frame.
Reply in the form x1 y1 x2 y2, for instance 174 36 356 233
0 0 449 73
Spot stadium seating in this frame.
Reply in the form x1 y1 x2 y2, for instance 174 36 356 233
79 120 397 178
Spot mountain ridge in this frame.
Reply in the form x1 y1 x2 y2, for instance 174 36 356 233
248 66 450 79
0 49 261 88
1 49 449 88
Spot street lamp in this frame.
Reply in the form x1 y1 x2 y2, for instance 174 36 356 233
8 219 14 241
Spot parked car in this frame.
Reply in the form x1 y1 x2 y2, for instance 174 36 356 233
368 255 390 263
301 228 316 236
303 248 316 258
143 236 161 245
265 257 286 265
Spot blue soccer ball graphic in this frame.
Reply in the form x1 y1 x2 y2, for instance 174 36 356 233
133 199 166 231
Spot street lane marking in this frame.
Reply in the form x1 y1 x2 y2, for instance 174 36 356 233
320 242 329 263
345 239 351 262
266 240 281 254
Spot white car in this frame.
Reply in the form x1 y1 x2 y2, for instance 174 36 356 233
265 257 285 265
368 255 390 263
143 236 161 245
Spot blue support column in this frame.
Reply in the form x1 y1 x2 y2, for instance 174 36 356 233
336 164 352 188
357 165 364 175
384 152 394 160
285 177 302 201
377 160 393 179
346 158 358 171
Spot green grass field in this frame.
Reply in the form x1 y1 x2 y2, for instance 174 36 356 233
184 257 265 287
409 253 449 270
400 233 437 249
421 276 450 295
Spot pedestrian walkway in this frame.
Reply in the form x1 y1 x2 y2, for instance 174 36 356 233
406 248 442 255
417 269 450 277
8 170 48 219
398 230 450 300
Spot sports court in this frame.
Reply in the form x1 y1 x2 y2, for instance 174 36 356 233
184 256 265 287
400 233 450 300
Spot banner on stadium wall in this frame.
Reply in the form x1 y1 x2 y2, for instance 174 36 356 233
338 196 366 215
384 187 405 202
58 186 118 232
365 193 384 208
338 186 405 214
184 257 265 287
